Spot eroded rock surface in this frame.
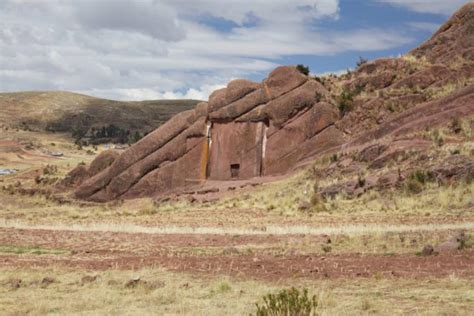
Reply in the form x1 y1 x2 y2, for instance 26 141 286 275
73 3 474 202
74 66 342 201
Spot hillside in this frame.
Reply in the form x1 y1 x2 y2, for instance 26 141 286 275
70 3 474 202
0 91 199 143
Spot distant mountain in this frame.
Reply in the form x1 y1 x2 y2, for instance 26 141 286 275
0 91 200 144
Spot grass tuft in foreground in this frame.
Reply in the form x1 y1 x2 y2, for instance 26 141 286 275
0 245 70 255
254 287 318 316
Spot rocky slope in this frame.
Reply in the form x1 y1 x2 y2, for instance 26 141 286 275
71 2 474 202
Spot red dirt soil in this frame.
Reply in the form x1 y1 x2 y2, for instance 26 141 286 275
0 228 472 281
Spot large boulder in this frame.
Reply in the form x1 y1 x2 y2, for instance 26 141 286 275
75 109 200 199
88 150 120 177
263 66 308 100
263 80 328 127
208 79 260 112
209 89 267 121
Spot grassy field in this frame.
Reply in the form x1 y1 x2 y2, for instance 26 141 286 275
0 127 473 315
1 267 473 315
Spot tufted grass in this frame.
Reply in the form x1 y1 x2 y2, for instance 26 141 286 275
0 267 473 315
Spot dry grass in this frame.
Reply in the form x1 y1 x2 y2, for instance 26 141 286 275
1 218 472 237
0 267 472 315
1 163 472 229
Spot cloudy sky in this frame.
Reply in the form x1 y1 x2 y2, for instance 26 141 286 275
0 0 469 101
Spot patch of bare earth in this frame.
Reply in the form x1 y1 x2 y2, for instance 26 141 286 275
0 228 472 281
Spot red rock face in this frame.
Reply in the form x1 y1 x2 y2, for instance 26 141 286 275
72 3 474 202
74 66 342 201
410 2 474 64
208 121 266 180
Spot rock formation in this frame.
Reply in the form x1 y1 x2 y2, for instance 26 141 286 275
74 66 343 202
72 2 474 202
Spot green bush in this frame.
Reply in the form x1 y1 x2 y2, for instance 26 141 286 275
409 169 434 185
296 64 310 76
253 287 318 316
405 169 435 194
337 89 354 116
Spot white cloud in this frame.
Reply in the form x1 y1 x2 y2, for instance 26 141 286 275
83 83 227 101
407 21 441 32
0 0 417 101
72 0 185 41
377 0 469 15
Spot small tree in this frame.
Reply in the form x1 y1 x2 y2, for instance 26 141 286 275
296 64 310 76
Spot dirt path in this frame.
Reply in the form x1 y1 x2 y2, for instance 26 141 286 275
0 227 472 281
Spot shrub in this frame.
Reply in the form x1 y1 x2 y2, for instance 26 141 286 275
405 169 434 194
310 182 327 213
410 169 434 185
314 76 324 85
405 178 424 194
337 89 354 116
253 287 318 316
450 148 460 155
431 129 444 147
356 56 368 68
296 64 310 76
357 174 366 188
314 92 323 103
43 164 58 175
450 118 463 134
217 282 232 293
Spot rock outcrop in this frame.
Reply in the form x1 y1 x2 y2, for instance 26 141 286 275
73 3 474 202
75 66 343 201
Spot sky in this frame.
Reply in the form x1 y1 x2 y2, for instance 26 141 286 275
0 0 470 101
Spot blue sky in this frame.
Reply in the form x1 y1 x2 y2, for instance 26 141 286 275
280 0 448 76
0 0 469 100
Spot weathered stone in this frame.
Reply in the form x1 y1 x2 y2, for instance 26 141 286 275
357 144 388 163
208 121 265 180
208 79 260 112
88 150 119 177
195 101 209 118
264 80 327 126
392 65 452 90
59 165 89 188
410 2 474 64
264 126 344 175
263 66 308 100
75 109 198 199
71 6 474 203
209 89 267 121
